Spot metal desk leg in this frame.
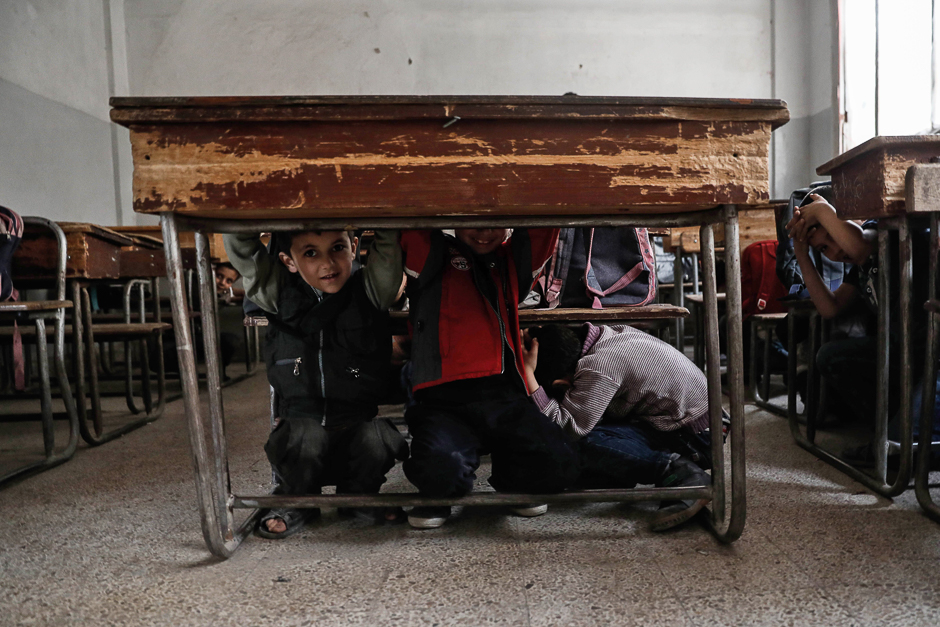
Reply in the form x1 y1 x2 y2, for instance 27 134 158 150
162 214 249 558
916 212 940 521
35 318 55 457
787 221 914 497
702 205 746 542
673 245 685 352
707 205 747 542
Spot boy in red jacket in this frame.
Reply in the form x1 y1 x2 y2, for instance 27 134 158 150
401 228 580 528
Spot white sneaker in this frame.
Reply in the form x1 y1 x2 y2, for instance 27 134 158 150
510 504 548 517
408 506 451 529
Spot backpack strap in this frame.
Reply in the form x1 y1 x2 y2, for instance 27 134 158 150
582 228 656 309
543 229 575 309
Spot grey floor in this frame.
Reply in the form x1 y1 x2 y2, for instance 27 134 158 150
2 370 940 627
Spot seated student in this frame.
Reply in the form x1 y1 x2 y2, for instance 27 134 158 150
523 323 715 531
212 262 243 376
401 228 580 529
214 261 244 303
787 193 930 460
786 193 876 419
224 228 408 538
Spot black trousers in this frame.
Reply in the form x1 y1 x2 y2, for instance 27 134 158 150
265 418 408 495
403 382 580 497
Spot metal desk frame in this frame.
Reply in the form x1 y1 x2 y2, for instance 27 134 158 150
787 218 915 497
0 217 79 485
160 205 748 559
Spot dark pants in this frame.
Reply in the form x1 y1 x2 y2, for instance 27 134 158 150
579 422 713 488
816 336 884 427
264 418 408 495
403 388 580 497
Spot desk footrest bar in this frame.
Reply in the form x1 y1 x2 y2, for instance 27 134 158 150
234 487 713 509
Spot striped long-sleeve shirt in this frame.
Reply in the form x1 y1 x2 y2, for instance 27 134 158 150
531 323 710 440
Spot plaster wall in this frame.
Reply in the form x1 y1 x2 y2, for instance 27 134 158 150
125 0 834 198
0 0 133 225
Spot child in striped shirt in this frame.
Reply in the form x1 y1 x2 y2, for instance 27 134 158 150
522 323 716 531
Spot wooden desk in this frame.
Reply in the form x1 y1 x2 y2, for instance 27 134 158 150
819 140 940 519
112 95 788 558
112 225 228 264
12 222 168 445
812 137 935 497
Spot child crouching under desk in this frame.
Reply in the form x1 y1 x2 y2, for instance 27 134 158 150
523 323 717 531
224 228 408 539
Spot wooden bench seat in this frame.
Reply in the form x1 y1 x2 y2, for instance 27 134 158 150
685 293 726 304
246 305 689 331
0 300 72 313
0 322 171 338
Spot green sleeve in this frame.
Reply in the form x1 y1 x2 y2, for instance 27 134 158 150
222 234 284 314
361 229 403 310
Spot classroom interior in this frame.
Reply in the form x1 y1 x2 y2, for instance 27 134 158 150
2 2 939 626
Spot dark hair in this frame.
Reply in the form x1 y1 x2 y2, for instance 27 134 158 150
215 261 239 277
527 324 585 391
271 230 356 258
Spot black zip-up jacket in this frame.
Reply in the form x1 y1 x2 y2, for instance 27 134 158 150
264 271 392 426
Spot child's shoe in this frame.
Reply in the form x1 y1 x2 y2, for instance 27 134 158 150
256 507 319 539
338 506 407 525
408 506 451 529
650 456 711 532
510 504 548 517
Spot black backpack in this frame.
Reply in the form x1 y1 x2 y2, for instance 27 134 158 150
535 227 657 309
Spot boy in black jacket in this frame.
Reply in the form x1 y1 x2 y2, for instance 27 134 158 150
225 229 407 538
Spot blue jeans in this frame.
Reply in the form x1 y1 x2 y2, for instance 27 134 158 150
578 422 712 488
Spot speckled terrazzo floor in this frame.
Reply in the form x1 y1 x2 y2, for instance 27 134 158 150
2 371 939 626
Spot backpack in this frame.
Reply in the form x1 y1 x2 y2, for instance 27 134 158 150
0 206 24 302
0 206 25 390
741 240 789 320
537 227 657 309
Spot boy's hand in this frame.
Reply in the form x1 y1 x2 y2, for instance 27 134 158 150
521 328 541 393
786 209 814 243
521 328 539 374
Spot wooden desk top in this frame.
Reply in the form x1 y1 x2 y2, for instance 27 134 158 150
111 226 228 263
111 96 788 221
817 136 940 220
662 202 782 253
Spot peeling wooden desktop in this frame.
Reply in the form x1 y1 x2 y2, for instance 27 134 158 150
111 95 789 558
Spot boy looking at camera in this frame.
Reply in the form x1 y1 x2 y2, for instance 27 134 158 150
224 229 408 538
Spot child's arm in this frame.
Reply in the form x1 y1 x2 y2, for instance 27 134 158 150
361 229 404 310
223 234 283 314
521 330 618 439
791 236 857 319
791 195 874 265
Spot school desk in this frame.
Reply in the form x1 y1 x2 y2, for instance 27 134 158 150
814 136 940 499
112 95 789 558
13 222 170 445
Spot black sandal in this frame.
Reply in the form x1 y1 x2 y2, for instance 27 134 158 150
256 507 318 539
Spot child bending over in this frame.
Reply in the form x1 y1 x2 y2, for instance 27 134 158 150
401 228 580 529
523 323 715 531
224 229 408 538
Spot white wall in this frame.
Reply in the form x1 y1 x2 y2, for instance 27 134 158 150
1 0 839 226
0 0 134 225
125 0 836 197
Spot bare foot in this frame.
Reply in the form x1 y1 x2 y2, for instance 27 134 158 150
265 517 287 534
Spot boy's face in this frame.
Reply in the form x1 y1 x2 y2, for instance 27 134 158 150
454 229 510 256
214 266 239 293
808 227 853 264
278 231 358 294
